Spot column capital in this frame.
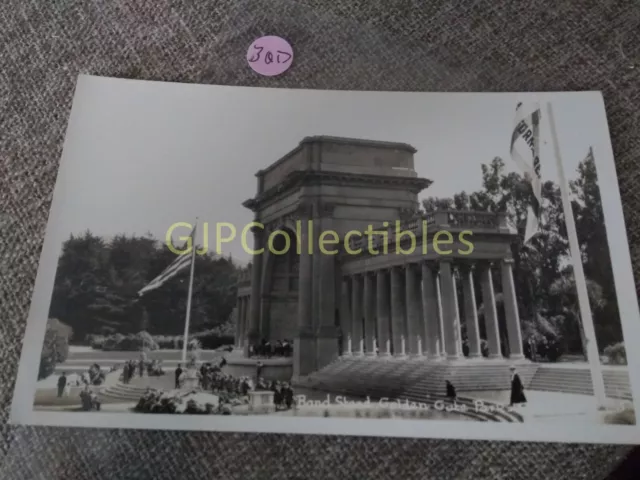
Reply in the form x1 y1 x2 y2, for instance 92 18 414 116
437 257 454 264
296 200 314 217
420 260 438 273
501 257 516 266
405 262 422 273
476 259 495 270
390 264 404 274
457 262 475 274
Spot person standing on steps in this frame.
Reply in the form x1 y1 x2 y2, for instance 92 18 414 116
175 363 183 389
256 361 264 384
509 365 527 407
57 372 67 398
445 380 457 402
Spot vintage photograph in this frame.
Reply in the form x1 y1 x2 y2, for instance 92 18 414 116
10 75 640 443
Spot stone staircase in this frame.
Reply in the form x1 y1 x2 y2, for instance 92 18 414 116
528 366 631 399
404 362 539 398
302 357 527 422
99 383 148 403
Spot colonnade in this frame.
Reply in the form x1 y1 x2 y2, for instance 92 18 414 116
339 259 524 360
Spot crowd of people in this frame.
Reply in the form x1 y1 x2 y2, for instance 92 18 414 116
55 371 102 411
122 357 164 384
79 385 101 411
265 379 295 410
249 339 293 358
56 363 109 397
171 358 295 411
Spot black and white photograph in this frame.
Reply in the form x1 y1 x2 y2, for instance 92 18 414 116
10 75 640 444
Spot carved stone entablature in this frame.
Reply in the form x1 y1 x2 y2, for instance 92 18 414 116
243 170 432 213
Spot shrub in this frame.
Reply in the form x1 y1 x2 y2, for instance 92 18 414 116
87 334 106 349
150 330 234 350
38 319 72 380
137 331 159 351
102 333 125 351
92 329 232 351
603 342 626 365
192 329 234 350
100 331 159 352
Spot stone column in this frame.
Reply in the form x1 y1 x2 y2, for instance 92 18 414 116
236 297 246 348
294 208 315 377
461 265 481 358
452 269 463 355
247 226 264 351
241 297 248 347
339 277 352 355
439 259 462 360
405 264 423 356
435 273 446 357
479 263 502 358
421 262 440 358
390 266 406 357
315 205 339 370
376 269 391 356
363 273 376 355
501 259 524 359
351 274 364 356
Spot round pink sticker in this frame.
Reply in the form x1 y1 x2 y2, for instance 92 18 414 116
247 36 293 76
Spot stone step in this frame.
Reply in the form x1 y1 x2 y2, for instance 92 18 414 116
99 391 141 401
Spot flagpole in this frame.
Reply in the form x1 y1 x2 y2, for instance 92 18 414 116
181 218 198 365
546 102 607 408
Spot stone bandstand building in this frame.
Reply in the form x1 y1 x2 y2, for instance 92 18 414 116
232 136 527 385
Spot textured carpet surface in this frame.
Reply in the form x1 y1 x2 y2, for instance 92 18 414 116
1 1 639 478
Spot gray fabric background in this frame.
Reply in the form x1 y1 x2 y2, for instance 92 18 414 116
1 0 639 478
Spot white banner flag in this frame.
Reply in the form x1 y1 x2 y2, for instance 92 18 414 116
510 102 542 243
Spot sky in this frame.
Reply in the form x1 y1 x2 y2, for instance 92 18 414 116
49 75 615 264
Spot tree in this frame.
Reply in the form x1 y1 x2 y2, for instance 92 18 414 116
548 267 606 355
49 232 242 341
570 151 622 349
38 318 72 379
423 154 622 358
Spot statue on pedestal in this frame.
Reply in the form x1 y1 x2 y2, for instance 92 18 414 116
181 339 202 391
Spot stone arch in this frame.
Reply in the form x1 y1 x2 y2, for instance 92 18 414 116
259 223 299 341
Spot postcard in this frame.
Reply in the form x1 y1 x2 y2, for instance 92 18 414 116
10 74 640 444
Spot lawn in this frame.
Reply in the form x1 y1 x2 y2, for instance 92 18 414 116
67 348 225 362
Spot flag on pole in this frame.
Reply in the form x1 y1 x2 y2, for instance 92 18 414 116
137 225 196 296
510 102 542 243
